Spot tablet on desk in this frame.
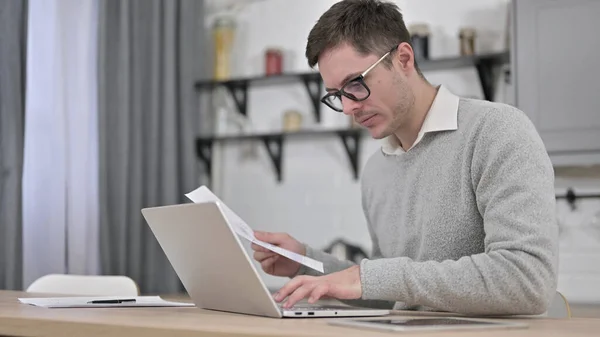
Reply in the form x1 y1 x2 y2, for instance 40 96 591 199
328 317 529 333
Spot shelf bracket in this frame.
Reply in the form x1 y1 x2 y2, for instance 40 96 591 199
196 139 213 179
337 130 361 180
260 135 284 182
224 81 249 116
301 74 323 122
475 58 500 101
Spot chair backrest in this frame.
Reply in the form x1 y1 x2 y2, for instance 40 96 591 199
26 274 139 297
545 290 572 318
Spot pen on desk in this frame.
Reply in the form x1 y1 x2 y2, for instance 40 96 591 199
87 299 137 304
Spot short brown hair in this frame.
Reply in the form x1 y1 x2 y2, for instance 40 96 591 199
306 0 413 68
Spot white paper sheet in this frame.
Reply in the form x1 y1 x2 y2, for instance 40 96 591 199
185 186 324 273
18 296 195 308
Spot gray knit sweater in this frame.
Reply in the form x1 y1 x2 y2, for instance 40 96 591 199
297 98 559 315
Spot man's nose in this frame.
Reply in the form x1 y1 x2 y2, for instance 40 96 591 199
341 96 362 116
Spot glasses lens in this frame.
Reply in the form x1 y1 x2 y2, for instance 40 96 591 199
343 81 369 100
324 95 344 111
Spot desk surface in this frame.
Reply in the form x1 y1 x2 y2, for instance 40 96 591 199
1 290 599 337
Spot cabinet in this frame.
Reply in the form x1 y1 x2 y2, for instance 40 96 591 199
512 0 600 165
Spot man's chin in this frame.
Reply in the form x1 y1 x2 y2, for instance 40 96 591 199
366 126 390 140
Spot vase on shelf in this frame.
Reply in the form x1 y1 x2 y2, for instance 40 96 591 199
212 14 236 81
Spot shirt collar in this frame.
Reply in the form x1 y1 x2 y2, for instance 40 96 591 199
381 85 459 155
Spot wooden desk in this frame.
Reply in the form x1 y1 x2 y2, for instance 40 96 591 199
1 290 599 337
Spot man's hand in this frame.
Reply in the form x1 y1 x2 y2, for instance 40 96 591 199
251 231 306 277
274 265 363 308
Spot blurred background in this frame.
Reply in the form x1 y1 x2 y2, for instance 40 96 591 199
1 0 599 316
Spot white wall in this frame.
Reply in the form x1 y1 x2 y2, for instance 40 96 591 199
202 0 600 303
554 171 600 304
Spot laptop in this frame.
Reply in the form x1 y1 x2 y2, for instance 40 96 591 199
141 201 391 318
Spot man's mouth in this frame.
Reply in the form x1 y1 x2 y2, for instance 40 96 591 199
358 114 376 125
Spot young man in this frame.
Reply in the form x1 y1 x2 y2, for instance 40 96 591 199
252 0 558 315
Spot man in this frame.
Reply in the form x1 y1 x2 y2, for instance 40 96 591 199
252 0 558 315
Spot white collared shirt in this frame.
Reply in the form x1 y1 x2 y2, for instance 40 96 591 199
381 85 460 155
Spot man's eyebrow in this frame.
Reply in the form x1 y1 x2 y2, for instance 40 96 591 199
325 72 361 92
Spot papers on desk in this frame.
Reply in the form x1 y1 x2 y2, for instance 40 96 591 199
18 296 195 308
185 186 325 273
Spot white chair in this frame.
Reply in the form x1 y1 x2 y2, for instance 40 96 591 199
26 274 139 297
545 290 572 318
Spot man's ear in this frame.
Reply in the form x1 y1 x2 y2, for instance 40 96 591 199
394 42 415 72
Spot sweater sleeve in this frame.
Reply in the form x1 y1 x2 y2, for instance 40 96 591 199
294 246 394 310
294 199 396 310
359 106 559 315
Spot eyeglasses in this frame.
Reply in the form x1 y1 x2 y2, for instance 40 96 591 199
321 46 397 112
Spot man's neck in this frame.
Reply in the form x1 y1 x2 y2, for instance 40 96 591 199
394 82 438 151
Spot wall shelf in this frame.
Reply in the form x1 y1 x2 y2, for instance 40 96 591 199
195 128 364 183
415 51 509 100
195 72 323 122
194 51 510 183
557 188 600 211
194 51 509 109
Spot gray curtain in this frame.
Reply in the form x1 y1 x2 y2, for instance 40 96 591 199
0 0 27 291
97 0 207 294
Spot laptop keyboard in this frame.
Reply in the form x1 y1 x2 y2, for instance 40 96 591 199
280 304 356 311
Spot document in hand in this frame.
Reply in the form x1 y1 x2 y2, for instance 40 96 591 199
185 185 325 273
18 296 195 308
